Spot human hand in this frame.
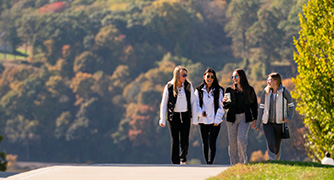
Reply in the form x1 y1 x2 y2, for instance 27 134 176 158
251 121 256 129
160 123 165 127
214 123 219 126
202 111 207 117
283 118 289 123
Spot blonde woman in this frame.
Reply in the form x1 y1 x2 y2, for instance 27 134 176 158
159 66 197 164
255 72 295 160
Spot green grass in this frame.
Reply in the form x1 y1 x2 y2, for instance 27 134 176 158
0 53 25 60
208 161 334 180
0 50 28 60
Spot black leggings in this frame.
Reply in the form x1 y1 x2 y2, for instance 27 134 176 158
199 123 221 164
263 122 282 160
168 112 191 164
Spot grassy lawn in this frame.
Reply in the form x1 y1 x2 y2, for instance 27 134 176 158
208 161 334 180
0 53 27 60
0 48 28 60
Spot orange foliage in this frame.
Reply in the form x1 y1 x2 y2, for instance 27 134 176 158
282 78 295 91
6 154 17 170
39 2 70 13
294 127 307 147
62 45 71 58
126 104 155 146
128 129 143 142
43 39 55 57
69 72 93 93
250 150 268 162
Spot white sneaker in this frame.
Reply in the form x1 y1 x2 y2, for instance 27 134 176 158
180 161 187 165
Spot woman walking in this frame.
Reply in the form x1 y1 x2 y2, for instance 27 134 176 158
223 69 258 165
195 68 225 164
159 65 197 164
255 72 295 160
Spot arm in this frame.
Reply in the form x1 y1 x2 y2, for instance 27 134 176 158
250 87 258 120
159 84 169 127
214 88 226 125
194 89 203 119
190 84 198 125
256 91 266 130
223 87 232 109
284 88 295 121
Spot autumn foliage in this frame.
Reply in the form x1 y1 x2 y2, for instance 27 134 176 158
39 2 70 13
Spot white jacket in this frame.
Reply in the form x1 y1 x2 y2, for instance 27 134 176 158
194 86 225 125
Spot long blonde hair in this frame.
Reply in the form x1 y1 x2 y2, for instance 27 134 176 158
170 66 187 97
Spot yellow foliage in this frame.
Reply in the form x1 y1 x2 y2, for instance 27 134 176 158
46 75 62 96
109 3 128 11
9 81 24 92
151 0 183 17
152 0 180 7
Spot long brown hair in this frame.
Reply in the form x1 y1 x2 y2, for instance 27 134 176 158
170 65 187 97
232 69 250 91
265 72 282 93
232 69 254 103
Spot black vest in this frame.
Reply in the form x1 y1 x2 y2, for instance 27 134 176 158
167 80 192 121
196 86 222 115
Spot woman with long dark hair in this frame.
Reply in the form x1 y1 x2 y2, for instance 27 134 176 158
159 65 197 164
195 68 225 164
223 69 258 165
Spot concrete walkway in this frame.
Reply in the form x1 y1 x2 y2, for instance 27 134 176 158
4 164 230 180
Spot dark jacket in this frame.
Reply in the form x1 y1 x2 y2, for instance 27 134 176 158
167 80 191 121
223 86 258 123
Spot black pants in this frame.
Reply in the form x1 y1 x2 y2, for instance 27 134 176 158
168 112 191 164
199 123 221 164
263 122 282 160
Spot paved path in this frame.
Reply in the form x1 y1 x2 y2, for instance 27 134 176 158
3 164 229 180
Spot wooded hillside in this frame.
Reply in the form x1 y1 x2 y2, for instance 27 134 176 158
0 0 308 164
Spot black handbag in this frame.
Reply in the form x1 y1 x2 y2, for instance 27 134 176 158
281 122 290 139
281 87 290 139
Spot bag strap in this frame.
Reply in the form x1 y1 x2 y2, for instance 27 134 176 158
282 87 285 131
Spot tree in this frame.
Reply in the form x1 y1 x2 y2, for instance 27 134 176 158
17 15 45 57
73 51 102 74
225 0 261 59
292 0 334 161
276 0 307 77
246 8 283 78
144 0 199 57
5 115 39 160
